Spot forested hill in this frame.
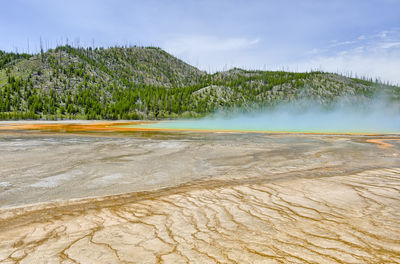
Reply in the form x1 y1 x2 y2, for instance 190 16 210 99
0 46 399 120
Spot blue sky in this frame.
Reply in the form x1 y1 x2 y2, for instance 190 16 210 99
1 0 400 83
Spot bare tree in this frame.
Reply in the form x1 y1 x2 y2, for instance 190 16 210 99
40 36 44 62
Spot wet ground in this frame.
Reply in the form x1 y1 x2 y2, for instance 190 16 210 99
0 122 399 263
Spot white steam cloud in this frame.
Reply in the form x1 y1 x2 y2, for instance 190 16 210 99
144 97 400 134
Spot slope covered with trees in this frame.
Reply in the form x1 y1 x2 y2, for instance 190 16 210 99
0 46 399 120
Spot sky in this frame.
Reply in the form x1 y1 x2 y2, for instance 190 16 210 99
1 0 400 84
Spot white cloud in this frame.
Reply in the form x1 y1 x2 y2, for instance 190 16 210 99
162 35 260 71
379 31 389 39
294 43 400 85
164 36 259 53
380 42 400 49
294 30 400 85
329 40 357 47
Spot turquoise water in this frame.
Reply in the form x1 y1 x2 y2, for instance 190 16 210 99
124 110 400 134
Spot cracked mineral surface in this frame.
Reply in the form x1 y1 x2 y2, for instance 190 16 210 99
0 123 399 263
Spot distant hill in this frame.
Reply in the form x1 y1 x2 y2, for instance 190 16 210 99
0 46 399 120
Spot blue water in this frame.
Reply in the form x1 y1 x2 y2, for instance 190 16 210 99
125 110 400 134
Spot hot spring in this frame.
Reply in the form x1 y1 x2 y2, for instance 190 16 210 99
123 103 400 134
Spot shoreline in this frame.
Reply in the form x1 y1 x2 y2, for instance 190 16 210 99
1 120 400 137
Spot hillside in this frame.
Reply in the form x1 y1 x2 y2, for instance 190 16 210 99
0 46 399 120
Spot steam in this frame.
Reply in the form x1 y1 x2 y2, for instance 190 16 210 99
142 97 400 134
